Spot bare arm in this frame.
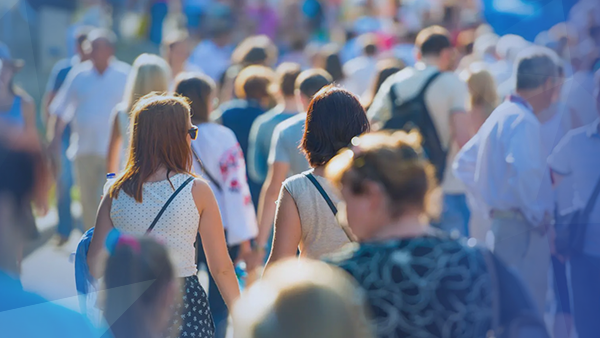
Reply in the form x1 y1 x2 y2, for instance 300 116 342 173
193 179 240 309
264 188 301 270
106 116 123 173
256 162 289 248
87 195 114 279
450 111 473 148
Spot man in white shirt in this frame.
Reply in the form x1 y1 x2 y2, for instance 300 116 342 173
368 26 472 237
50 29 130 231
454 46 561 314
343 33 378 98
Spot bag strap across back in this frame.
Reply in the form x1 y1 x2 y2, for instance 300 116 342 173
146 176 195 234
304 172 338 215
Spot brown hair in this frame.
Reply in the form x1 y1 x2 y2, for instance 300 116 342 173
301 86 370 167
415 26 452 57
174 72 216 124
110 93 194 202
326 131 439 219
103 236 176 338
362 59 405 110
276 62 302 98
234 65 276 101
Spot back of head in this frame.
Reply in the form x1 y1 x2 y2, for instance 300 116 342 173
234 65 277 102
276 62 302 98
360 33 378 57
515 46 560 91
124 54 172 111
320 44 344 82
86 28 117 49
161 30 189 57
466 69 499 110
174 72 216 124
110 93 193 203
302 86 370 167
104 235 175 338
233 35 278 67
233 258 373 338
326 131 438 220
415 26 452 58
295 69 333 99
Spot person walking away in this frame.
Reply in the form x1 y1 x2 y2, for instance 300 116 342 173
0 138 98 338
343 33 379 98
233 258 374 338
463 68 499 243
106 53 171 173
253 69 332 265
212 65 277 207
103 235 178 338
88 94 240 338
316 45 345 86
264 86 369 268
248 62 302 186
0 42 45 238
161 30 202 80
44 27 91 245
368 26 473 237
49 29 130 232
453 46 560 314
174 73 258 338
325 131 493 338
547 68 600 338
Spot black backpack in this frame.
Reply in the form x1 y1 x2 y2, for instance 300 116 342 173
382 72 446 182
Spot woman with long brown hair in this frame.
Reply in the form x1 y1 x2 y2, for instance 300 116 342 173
88 93 240 338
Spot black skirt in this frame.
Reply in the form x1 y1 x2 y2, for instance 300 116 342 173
165 275 215 338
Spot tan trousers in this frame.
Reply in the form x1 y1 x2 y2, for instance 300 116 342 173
491 214 550 315
75 155 106 231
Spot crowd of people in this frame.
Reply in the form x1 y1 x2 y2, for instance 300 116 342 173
1 0 600 337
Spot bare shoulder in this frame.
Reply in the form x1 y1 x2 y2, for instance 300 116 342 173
191 177 215 198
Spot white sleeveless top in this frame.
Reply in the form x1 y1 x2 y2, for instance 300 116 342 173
110 174 199 277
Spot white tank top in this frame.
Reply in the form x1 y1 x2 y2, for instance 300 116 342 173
110 173 199 277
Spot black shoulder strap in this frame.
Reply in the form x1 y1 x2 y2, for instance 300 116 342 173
417 71 443 99
304 172 337 215
388 71 442 116
146 176 195 234
191 146 222 192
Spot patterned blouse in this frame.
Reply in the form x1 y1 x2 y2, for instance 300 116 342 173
329 231 493 338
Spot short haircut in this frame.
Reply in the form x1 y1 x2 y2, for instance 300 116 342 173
295 69 333 99
415 26 452 57
359 33 378 56
276 63 302 98
302 86 370 167
87 28 117 48
234 65 276 100
232 35 278 66
515 46 560 90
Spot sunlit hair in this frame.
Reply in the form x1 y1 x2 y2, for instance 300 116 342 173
110 93 194 202
234 65 276 101
232 35 279 67
466 69 499 118
326 131 440 219
122 54 172 113
103 236 176 338
174 72 216 124
233 258 373 338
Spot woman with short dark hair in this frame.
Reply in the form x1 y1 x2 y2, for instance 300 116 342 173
264 86 369 268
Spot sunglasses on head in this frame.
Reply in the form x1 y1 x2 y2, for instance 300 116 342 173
188 125 198 140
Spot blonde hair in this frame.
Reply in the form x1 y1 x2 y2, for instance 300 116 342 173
123 54 172 113
326 131 440 219
233 259 373 338
466 69 499 118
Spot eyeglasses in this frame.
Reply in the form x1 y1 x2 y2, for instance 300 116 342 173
188 125 198 140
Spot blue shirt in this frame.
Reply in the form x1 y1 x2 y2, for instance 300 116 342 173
548 118 600 257
212 99 266 206
247 105 298 183
0 270 101 338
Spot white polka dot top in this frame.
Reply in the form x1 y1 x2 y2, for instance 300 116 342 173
110 173 199 277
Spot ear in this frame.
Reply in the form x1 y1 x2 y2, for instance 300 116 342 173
415 50 422 62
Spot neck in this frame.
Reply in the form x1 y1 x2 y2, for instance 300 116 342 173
95 63 108 75
0 86 13 101
282 96 298 112
515 89 546 115
369 212 428 242
170 59 185 78
420 56 442 69
312 166 326 176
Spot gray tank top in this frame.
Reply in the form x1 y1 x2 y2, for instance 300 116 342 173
281 172 350 259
